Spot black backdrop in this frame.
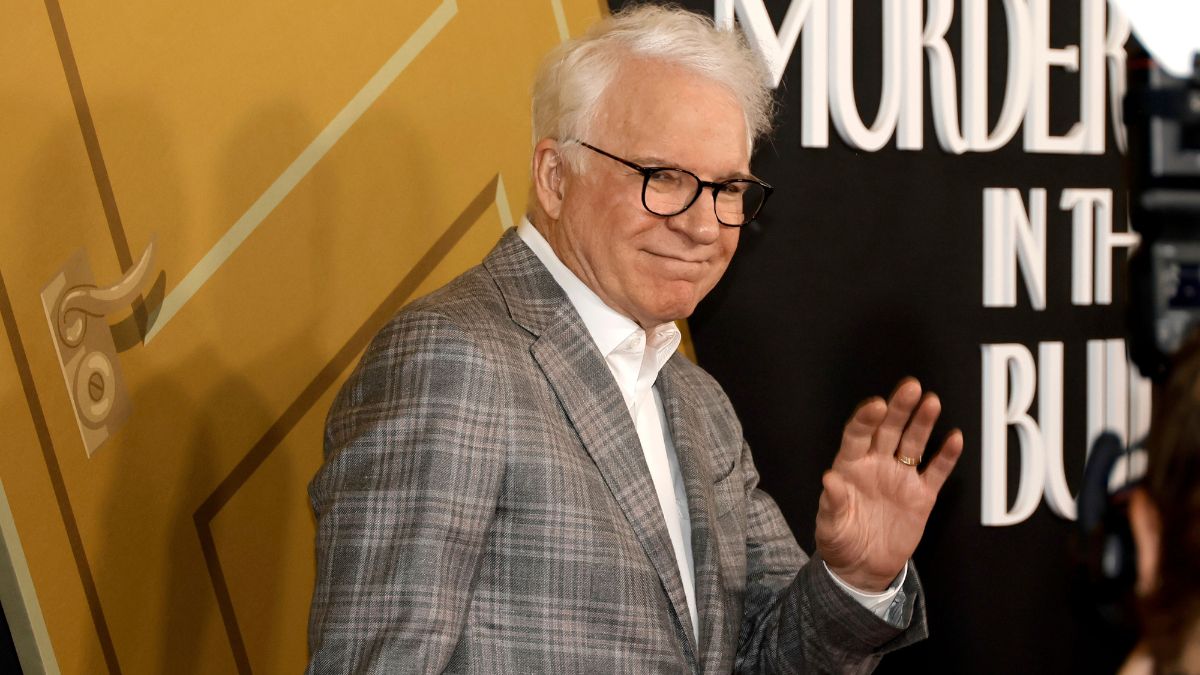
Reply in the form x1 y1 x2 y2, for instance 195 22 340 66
614 0 1135 672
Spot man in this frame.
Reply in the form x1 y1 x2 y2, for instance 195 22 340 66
308 6 963 673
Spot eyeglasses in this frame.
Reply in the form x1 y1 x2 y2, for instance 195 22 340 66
576 142 773 227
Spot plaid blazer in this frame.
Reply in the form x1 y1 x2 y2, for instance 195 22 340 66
308 230 928 673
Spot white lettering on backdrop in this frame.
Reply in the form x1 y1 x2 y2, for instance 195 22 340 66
714 0 1131 154
715 0 1144 525
980 341 1149 524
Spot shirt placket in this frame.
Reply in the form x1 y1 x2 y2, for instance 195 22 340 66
633 331 697 639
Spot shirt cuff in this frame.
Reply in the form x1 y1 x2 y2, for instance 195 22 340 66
823 561 907 621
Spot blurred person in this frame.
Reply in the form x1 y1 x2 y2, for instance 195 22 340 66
1121 336 1200 675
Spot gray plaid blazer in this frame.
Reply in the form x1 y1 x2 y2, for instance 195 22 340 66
308 229 928 673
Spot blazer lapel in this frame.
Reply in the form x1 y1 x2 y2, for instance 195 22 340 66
484 230 699 661
658 357 729 673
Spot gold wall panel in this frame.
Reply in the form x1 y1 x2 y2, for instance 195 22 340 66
0 1 606 672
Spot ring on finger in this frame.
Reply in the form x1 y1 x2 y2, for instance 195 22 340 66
895 453 920 467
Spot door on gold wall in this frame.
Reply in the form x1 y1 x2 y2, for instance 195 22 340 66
0 1 604 673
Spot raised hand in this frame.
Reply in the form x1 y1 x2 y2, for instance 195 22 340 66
814 378 964 592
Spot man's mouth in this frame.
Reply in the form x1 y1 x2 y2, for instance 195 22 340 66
645 250 707 264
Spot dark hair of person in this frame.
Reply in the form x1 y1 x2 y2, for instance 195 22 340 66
1140 333 1200 669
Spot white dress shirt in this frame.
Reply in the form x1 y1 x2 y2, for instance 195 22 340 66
516 219 904 637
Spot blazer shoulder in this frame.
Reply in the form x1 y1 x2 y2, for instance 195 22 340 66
324 265 518 453
404 263 513 333
362 263 521 361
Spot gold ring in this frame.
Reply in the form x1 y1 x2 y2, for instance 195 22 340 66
895 454 920 467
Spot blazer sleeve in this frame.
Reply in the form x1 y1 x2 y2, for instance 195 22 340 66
307 310 507 673
733 439 929 675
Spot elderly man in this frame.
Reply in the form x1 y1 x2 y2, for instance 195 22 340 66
308 5 963 673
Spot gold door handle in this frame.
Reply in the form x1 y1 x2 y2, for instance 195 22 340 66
41 242 157 457
55 242 155 348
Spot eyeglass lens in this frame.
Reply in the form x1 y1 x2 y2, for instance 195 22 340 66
643 169 765 226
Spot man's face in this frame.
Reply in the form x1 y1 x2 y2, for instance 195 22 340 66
550 59 750 328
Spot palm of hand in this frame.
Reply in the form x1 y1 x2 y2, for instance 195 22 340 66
814 379 963 592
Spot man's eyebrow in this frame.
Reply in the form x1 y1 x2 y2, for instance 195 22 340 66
629 154 674 167
631 155 756 181
720 170 758 181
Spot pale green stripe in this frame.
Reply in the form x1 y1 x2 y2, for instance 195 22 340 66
0 478 60 675
551 0 570 42
145 0 459 343
496 174 515 231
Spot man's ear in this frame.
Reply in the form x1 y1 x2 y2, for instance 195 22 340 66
532 138 567 220
1129 487 1163 597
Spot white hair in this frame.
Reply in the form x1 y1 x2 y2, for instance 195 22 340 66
530 4 774 168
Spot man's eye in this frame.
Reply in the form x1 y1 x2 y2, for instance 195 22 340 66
722 182 748 196
648 171 678 184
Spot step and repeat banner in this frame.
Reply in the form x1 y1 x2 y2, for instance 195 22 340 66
1 0 1138 672
653 0 1139 673
0 1 604 672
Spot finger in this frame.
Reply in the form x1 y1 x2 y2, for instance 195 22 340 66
870 378 922 456
838 397 887 462
894 393 941 463
921 429 964 493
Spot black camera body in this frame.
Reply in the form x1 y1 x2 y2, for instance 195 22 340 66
1126 52 1200 381
1073 48 1199 645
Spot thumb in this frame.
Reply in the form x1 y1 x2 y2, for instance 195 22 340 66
818 470 850 522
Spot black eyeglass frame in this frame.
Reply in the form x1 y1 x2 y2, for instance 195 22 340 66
575 141 773 227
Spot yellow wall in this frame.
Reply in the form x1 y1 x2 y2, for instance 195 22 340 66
0 1 606 672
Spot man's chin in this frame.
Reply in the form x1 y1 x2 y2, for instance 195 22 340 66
637 296 702 327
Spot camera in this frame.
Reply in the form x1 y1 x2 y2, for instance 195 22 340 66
1126 50 1200 381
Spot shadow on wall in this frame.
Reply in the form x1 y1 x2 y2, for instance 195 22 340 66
204 101 326 672
21 105 182 673
149 101 326 673
155 347 268 674
56 100 321 673
22 71 463 671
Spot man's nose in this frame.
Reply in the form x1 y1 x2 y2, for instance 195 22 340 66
666 189 721 244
